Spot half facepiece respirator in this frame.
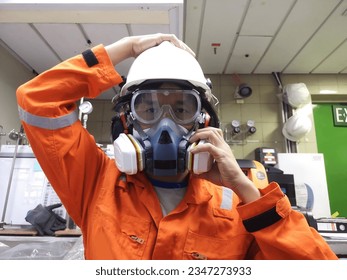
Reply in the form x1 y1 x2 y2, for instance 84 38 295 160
113 113 214 177
114 115 213 176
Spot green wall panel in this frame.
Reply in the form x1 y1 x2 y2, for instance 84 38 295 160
313 104 347 217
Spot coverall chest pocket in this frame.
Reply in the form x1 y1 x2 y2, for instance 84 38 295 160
183 230 250 260
118 215 151 258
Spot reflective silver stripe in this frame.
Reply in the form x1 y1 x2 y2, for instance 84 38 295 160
220 187 233 210
18 105 78 130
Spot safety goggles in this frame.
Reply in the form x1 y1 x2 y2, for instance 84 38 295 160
130 89 201 125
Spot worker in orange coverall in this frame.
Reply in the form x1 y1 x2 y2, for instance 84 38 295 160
16 33 337 260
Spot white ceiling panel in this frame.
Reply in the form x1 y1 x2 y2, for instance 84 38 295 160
240 0 295 36
0 5 170 25
168 4 183 37
184 0 204 54
0 23 61 73
226 35 272 74
312 39 347 73
34 23 90 61
81 23 129 47
284 1 347 73
131 24 170 35
198 0 248 74
254 0 341 74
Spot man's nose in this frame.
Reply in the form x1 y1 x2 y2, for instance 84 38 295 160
160 105 174 120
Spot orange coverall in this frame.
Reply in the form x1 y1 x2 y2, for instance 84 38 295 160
16 45 337 260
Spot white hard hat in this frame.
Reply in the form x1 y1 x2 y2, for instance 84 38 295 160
120 41 212 100
283 83 310 108
282 113 312 142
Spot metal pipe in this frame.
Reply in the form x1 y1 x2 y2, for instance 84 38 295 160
0 125 6 152
0 127 23 228
78 97 84 121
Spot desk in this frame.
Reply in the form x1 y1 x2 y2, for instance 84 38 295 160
326 239 347 257
0 229 83 260
1 229 346 259
322 232 347 258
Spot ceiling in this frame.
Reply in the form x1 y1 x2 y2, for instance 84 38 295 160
1 0 347 99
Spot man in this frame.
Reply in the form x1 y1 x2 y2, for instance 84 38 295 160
16 33 337 259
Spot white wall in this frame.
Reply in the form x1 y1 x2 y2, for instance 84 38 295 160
0 44 34 145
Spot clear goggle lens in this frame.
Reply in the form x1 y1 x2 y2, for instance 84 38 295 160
131 89 201 125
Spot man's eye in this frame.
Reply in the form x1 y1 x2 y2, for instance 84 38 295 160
174 106 190 114
175 108 186 114
145 108 157 113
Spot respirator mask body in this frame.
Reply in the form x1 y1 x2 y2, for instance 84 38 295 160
134 117 190 177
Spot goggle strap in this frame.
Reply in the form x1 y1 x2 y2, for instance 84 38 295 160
200 98 220 128
129 114 149 142
187 120 199 139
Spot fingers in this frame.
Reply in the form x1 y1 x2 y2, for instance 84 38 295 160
46 203 63 211
188 127 229 164
189 127 224 145
159 34 196 57
106 33 195 68
132 33 195 57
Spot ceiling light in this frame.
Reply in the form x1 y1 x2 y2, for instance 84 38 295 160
319 90 338 94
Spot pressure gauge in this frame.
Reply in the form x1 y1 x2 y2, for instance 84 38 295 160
247 120 256 134
79 101 93 115
231 120 241 134
246 120 255 127
231 120 240 128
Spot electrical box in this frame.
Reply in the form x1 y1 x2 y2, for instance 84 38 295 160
255 147 278 166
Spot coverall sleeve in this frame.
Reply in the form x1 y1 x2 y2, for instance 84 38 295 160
16 45 123 226
238 183 337 259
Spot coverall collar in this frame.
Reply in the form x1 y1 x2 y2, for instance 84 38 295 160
115 172 213 206
184 175 213 205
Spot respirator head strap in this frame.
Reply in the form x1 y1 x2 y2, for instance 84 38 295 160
111 94 134 141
